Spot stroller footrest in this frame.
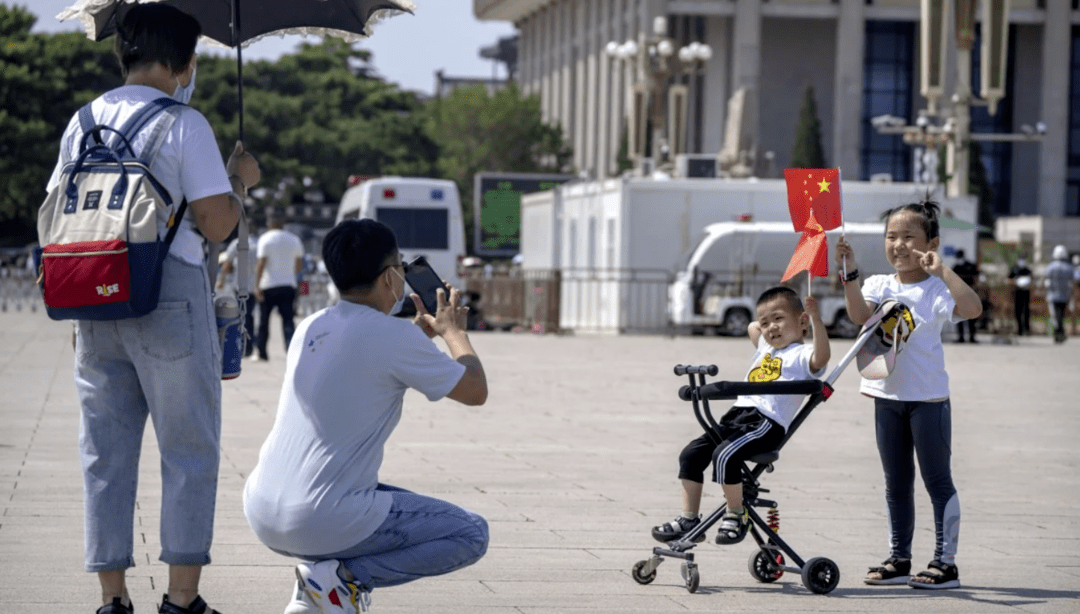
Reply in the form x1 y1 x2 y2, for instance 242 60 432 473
653 547 694 562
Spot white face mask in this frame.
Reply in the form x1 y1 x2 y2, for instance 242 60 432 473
388 267 406 315
172 65 196 104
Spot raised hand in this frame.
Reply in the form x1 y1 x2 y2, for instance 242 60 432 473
835 237 857 270
911 249 944 277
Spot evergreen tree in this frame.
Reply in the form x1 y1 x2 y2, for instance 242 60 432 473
616 119 633 175
790 83 827 169
936 142 996 235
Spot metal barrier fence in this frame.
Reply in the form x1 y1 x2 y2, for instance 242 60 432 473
0 266 42 314
463 268 674 334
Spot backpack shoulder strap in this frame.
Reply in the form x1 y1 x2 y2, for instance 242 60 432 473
136 103 185 169
77 102 102 152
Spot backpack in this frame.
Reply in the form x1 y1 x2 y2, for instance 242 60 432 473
35 97 189 321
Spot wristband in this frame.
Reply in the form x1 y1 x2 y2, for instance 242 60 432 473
842 268 860 283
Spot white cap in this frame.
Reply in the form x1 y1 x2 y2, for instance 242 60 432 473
856 300 914 380
1052 245 1068 261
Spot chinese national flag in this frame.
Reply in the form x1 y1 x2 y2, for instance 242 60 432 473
784 168 843 231
782 214 829 282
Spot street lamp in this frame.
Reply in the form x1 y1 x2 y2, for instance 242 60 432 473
606 16 711 175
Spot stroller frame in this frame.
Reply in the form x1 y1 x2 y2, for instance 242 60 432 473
632 319 884 595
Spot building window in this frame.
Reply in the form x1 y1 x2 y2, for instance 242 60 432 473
1068 26 1080 215
970 24 1016 215
860 21 915 182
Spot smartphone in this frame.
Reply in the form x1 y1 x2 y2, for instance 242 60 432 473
404 256 447 315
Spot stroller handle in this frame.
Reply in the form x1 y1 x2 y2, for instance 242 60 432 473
680 379 824 401
674 364 719 376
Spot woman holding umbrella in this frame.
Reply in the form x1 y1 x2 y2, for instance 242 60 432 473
47 4 260 614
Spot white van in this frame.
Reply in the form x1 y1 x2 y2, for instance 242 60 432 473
336 177 467 304
669 221 894 337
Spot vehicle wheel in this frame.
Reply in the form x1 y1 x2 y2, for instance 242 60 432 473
680 562 700 593
801 557 840 594
631 560 656 585
748 550 784 583
721 308 751 336
830 310 860 339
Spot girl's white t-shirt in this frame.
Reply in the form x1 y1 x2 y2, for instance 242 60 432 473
859 273 963 401
47 85 231 265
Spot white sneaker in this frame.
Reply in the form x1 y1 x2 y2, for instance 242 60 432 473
283 581 318 614
295 560 371 613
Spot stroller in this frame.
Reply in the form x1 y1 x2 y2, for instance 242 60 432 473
631 301 911 595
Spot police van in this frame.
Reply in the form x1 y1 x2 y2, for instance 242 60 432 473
336 177 466 310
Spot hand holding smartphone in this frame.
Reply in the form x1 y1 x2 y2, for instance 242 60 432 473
404 256 448 316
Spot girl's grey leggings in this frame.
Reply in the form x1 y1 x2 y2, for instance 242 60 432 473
874 398 960 565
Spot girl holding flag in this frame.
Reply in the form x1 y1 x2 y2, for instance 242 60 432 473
835 198 981 590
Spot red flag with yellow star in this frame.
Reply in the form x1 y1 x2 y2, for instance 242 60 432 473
781 213 829 282
784 168 843 231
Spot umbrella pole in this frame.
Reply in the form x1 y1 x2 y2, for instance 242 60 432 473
234 0 245 143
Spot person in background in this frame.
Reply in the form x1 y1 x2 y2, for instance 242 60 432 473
1044 245 1075 344
1008 255 1033 336
951 250 979 343
254 212 304 361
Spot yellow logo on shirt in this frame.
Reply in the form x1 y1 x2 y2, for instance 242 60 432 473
748 353 782 382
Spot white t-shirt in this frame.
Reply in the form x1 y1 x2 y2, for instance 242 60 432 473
256 229 305 289
242 301 467 556
47 86 231 265
859 274 962 401
734 336 824 430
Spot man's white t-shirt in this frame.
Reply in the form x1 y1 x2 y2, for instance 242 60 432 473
224 235 258 291
256 229 305 289
859 274 962 401
242 301 467 556
734 336 825 430
47 86 231 265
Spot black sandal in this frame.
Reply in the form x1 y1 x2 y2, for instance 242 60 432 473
715 509 749 545
97 598 133 614
158 595 221 614
908 560 960 590
864 557 911 585
651 515 705 543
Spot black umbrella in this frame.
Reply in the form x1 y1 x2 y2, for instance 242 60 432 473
59 0 415 140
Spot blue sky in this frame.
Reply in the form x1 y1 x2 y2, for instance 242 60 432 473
25 0 517 95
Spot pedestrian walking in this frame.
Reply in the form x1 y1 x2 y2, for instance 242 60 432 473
1008 256 1033 336
1044 245 1075 344
254 212 304 361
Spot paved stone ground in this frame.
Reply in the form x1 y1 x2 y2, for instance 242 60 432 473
1 310 1078 613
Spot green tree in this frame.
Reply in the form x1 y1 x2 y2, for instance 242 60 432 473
790 83 827 169
426 82 572 250
616 119 633 175
190 39 438 211
0 5 121 245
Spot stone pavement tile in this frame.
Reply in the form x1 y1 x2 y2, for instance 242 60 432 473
3 312 1080 613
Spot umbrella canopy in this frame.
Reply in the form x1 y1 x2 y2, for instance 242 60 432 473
58 0 415 140
58 0 415 48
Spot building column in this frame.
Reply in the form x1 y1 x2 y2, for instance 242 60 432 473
701 15 729 155
541 4 553 124
1038 2 1070 217
561 0 574 152
578 0 593 175
732 0 762 153
596 0 612 178
833 0 865 177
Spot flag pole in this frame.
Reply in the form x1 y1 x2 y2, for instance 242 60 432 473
838 167 847 279
807 269 812 298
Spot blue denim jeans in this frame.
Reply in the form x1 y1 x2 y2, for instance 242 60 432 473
310 484 489 589
75 254 222 571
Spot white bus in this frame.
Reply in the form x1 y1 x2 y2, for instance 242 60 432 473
336 177 466 309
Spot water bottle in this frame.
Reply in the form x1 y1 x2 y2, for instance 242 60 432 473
215 294 242 380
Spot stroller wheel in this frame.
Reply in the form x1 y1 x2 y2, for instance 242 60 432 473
631 560 657 585
680 562 700 593
801 557 840 594
748 550 784 583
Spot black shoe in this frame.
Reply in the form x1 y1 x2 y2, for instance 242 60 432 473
651 515 705 543
159 595 220 614
865 557 912 585
97 598 134 614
